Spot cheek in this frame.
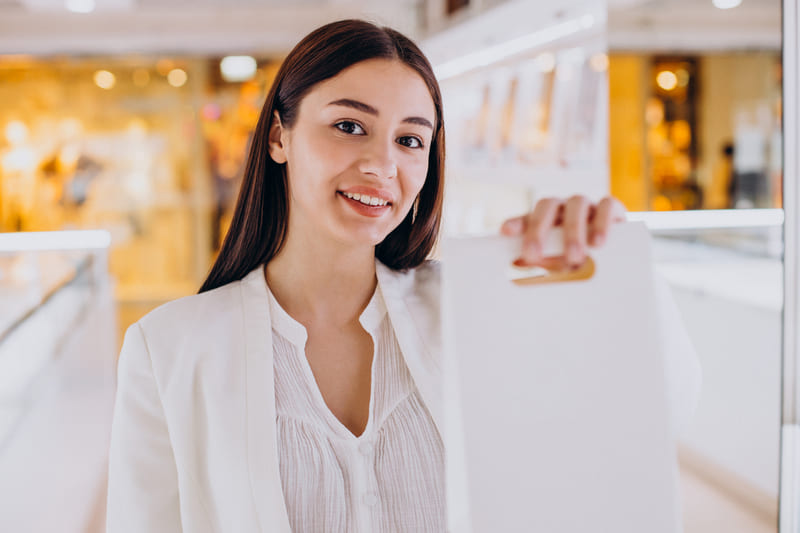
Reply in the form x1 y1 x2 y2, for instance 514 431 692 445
404 159 429 197
291 129 351 177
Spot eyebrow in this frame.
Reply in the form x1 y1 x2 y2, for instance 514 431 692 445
327 98 434 130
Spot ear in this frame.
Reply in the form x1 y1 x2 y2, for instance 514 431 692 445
267 110 287 164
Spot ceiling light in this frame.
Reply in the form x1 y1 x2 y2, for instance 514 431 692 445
712 0 742 9
220 56 257 83
65 0 96 13
656 70 678 91
94 70 116 90
167 68 188 87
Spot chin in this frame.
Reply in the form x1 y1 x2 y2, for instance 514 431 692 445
338 219 400 245
331 227 390 249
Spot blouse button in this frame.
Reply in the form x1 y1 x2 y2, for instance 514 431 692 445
362 491 379 507
358 440 373 456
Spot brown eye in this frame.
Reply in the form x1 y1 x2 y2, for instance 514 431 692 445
334 121 366 135
397 136 424 149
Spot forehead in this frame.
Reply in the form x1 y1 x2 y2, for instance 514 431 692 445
302 59 436 123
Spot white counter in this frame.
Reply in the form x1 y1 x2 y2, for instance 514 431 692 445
652 237 782 513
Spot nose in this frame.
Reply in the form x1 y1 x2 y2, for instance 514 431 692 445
357 136 397 180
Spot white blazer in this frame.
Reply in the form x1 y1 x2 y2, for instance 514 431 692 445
106 260 700 532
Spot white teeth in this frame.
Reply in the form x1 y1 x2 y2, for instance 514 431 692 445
342 192 388 207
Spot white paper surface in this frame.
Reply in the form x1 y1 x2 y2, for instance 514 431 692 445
442 222 679 533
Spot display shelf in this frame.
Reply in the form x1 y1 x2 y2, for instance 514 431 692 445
448 164 608 200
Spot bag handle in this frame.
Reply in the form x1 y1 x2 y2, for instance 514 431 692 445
510 256 595 286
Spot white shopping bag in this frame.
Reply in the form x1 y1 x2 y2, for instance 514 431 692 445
442 222 679 533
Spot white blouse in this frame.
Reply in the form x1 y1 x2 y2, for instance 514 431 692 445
268 284 445 533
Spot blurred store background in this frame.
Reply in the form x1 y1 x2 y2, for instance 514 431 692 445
0 0 786 531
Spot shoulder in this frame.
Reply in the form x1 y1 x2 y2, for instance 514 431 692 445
377 258 440 285
376 259 441 331
411 259 440 285
129 277 247 367
376 259 440 300
139 280 241 335
409 259 440 305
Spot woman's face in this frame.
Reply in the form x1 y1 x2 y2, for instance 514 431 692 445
269 58 436 249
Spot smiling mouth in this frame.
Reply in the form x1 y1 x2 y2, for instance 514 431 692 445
338 191 392 207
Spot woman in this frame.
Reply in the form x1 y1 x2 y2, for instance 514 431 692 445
106 19 697 533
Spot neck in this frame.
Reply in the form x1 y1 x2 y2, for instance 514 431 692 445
265 226 377 328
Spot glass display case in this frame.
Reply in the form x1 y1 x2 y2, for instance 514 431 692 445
630 210 784 524
0 248 94 438
0 231 117 532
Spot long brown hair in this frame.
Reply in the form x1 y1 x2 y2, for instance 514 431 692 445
199 19 446 293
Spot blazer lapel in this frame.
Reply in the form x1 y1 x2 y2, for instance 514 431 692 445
376 260 444 438
239 266 293 533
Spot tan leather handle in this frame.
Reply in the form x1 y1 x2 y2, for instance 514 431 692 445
511 256 595 286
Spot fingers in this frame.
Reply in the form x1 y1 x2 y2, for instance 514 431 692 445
517 198 562 265
504 194 626 267
589 197 627 247
562 195 592 266
500 216 524 236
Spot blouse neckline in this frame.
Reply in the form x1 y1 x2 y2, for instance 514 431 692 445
266 280 388 349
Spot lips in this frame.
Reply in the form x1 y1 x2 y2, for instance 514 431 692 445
337 187 392 218
339 191 390 207
337 186 394 206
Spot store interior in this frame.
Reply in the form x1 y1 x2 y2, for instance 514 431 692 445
0 0 787 531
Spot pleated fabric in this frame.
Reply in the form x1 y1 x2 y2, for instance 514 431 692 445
269 284 445 533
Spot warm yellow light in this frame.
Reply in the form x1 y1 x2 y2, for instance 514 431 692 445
656 70 678 91
674 153 692 177
133 68 150 87
0 54 34 63
167 68 188 87
58 144 80 170
589 53 608 72
652 195 673 211
59 117 83 139
126 119 148 139
5 120 29 146
676 68 690 87
1 147 37 173
156 59 174 76
94 70 116 89
534 52 556 73
645 98 665 126
671 120 692 150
